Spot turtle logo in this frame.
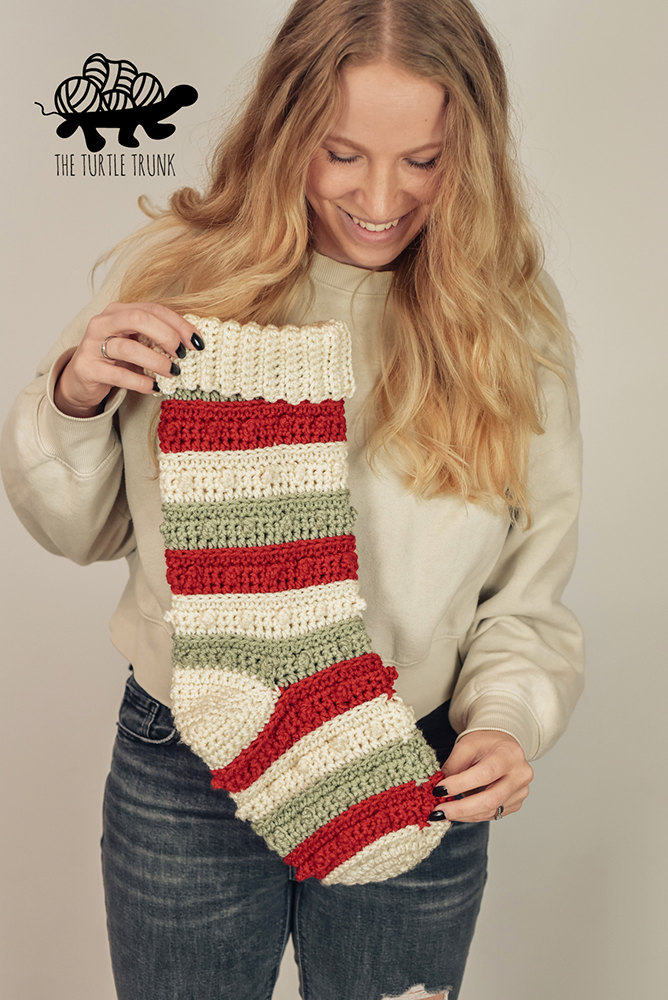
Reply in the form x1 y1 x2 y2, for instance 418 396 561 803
36 52 198 152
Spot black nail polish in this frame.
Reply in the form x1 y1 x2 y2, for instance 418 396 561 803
170 362 181 376
428 810 446 822
175 343 186 359
153 380 160 392
191 332 205 351
433 786 448 797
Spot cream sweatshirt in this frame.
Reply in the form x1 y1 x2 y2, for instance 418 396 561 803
0 248 584 761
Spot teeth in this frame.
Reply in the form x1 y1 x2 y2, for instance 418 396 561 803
351 215 400 232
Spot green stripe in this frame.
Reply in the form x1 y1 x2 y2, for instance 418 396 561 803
253 731 438 856
172 617 371 686
167 389 243 402
161 491 356 550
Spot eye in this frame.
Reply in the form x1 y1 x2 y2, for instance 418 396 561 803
326 150 360 165
407 157 438 170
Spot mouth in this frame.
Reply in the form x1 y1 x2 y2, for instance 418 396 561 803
349 214 400 232
339 207 412 241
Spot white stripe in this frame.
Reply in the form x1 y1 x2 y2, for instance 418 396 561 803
155 316 355 403
159 441 348 503
233 696 417 821
321 823 449 886
166 580 366 638
170 666 280 770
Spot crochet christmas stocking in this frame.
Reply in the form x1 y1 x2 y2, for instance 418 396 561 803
155 315 450 885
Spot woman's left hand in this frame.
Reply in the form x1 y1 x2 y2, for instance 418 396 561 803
432 730 534 822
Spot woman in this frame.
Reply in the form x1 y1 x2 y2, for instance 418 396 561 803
0 1 583 998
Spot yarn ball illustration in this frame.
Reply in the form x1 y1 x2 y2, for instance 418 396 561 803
83 53 138 95
102 89 133 111
55 76 102 115
110 59 139 94
131 72 165 106
82 52 110 89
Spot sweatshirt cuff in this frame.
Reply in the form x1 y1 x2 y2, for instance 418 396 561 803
38 347 127 475
453 691 541 761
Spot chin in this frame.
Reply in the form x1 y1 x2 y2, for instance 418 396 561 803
352 244 417 271
347 251 398 270
330 237 410 271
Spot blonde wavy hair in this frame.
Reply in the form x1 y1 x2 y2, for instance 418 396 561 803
119 0 573 520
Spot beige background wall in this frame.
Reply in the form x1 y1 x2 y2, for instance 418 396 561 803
1 1 666 997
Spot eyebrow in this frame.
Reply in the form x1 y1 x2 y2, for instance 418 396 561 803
326 134 442 156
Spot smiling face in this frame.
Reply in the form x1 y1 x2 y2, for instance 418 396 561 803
305 61 446 270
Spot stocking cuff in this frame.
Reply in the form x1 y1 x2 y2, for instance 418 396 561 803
155 315 355 403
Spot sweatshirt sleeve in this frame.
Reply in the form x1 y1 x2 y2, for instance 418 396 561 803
1 253 135 565
449 290 584 761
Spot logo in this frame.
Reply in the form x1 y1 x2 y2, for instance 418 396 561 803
36 52 198 152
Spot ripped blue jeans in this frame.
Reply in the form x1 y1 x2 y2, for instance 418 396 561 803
101 670 488 1000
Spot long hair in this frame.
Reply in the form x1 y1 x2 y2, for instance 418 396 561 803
119 0 573 519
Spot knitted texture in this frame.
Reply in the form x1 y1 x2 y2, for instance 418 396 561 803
156 316 354 403
156 315 450 885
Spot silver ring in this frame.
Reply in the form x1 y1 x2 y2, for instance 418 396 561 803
493 805 504 820
100 336 114 361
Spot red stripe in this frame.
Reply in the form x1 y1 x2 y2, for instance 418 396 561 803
158 399 346 453
284 773 444 881
210 654 398 792
166 535 358 595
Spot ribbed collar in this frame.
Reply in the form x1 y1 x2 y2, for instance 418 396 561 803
309 252 394 296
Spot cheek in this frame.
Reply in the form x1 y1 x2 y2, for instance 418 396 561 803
412 171 441 207
306 160 353 207
306 162 332 205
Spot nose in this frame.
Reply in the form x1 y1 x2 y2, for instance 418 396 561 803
357 162 401 223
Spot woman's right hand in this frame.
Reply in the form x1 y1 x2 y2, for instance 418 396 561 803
54 302 203 418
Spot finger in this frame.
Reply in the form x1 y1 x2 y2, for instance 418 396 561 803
434 757 533 809
435 774 527 822
434 757 508 797
100 302 202 354
432 790 529 824
102 307 186 359
97 334 181 379
436 774 507 813
437 739 529 796
432 783 489 804
77 354 162 396
455 789 528 823
442 802 521 824
89 362 159 396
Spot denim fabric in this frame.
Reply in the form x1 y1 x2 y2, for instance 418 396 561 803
102 670 488 1000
